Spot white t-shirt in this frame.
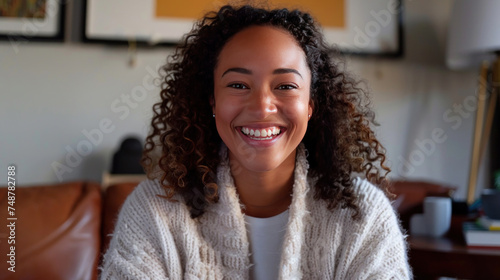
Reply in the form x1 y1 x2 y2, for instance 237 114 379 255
244 210 289 280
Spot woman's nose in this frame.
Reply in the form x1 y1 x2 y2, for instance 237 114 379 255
247 87 278 119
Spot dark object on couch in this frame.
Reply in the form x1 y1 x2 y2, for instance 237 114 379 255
110 136 145 175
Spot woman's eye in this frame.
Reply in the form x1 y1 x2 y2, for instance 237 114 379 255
228 83 248 89
277 84 297 90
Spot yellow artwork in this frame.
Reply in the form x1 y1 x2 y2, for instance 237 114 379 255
0 0 47 18
155 0 345 28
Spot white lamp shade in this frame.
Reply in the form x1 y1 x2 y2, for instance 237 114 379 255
446 0 500 70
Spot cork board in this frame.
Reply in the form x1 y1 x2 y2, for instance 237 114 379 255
155 0 345 28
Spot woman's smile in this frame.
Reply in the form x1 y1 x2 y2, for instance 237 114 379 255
236 124 286 148
239 126 282 139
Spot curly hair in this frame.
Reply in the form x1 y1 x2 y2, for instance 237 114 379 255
141 4 391 219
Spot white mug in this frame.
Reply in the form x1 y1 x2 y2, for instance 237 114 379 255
410 197 452 237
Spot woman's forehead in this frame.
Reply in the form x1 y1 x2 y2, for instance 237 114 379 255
214 26 309 77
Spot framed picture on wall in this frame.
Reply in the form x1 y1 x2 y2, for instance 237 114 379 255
0 0 65 41
83 0 402 57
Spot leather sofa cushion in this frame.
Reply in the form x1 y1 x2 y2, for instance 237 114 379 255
0 182 101 280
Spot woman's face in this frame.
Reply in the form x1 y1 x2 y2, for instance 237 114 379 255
213 25 312 174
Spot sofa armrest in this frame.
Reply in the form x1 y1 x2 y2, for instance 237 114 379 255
0 181 101 280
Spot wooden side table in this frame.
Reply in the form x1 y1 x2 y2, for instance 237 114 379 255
408 216 500 279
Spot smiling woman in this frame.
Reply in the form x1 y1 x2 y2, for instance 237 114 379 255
213 26 313 218
100 4 412 280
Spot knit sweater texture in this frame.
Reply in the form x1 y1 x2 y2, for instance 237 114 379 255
100 144 412 279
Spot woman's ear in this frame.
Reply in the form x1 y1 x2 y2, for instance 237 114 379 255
308 98 314 119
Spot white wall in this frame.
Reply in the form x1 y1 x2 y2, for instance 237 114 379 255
0 0 490 200
0 44 167 183
349 0 488 200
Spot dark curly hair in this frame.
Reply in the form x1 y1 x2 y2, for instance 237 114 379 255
141 4 391 218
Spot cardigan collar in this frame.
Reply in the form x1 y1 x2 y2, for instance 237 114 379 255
209 143 310 279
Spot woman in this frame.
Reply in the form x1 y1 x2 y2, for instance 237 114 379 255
100 4 412 280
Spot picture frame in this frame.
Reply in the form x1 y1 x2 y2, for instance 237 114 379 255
82 0 402 57
0 0 65 42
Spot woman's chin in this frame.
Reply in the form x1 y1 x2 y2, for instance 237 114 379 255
228 150 296 175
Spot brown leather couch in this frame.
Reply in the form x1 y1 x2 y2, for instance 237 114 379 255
0 181 137 280
0 180 455 280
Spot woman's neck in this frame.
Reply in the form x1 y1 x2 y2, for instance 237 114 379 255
229 150 296 218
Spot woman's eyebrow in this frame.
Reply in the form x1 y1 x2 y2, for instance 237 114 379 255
273 68 303 79
222 67 252 77
221 67 303 79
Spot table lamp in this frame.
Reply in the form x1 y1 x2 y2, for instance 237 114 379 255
446 0 500 204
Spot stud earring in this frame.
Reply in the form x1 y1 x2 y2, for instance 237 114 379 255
213 114 215 118
308 114 311 119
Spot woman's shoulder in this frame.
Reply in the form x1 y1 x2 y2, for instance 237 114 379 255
350 177 403 229
351 177 391 206
350 177 396 215
306 176 396 221
130 179 165 199
123 179 163 207
306 176 392 210
121 179 190 218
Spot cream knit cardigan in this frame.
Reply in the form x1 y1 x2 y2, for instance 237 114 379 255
100 144 412 279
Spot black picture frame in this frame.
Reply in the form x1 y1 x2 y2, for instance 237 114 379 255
0 0 65 42
82 0 403 57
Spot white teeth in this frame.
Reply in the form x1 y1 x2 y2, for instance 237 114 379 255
241 126 282 138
